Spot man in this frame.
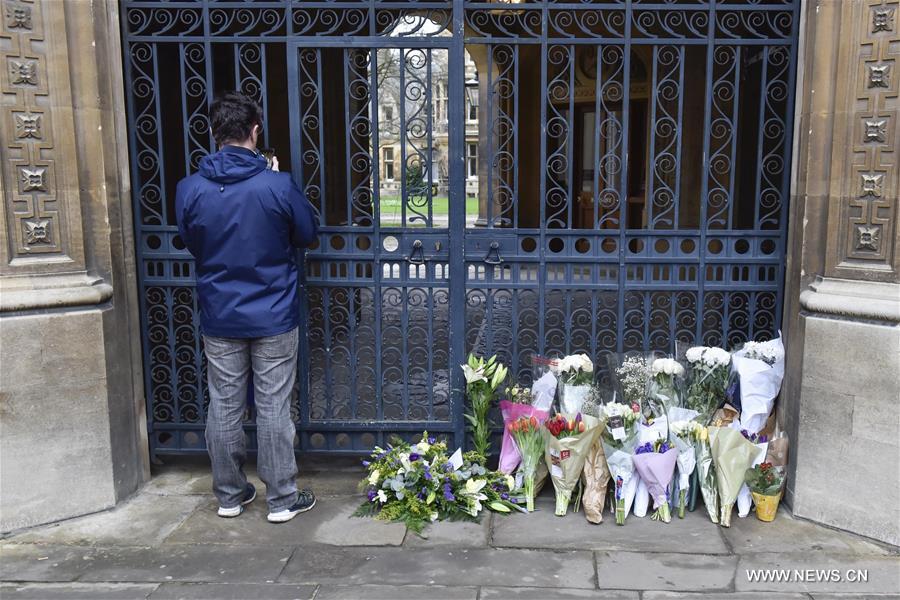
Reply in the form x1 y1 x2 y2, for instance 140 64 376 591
176 92 318 523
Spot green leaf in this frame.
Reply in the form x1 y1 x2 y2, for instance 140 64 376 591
489 502 510 513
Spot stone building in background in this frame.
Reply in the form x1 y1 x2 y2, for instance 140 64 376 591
0 0 897 546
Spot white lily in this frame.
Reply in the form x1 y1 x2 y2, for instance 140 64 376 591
376 489 387 503
368 469 381 485
461 364 486 384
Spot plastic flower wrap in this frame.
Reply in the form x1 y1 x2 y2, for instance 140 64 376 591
461 354 508 461
600 402 641 525
684 346 731 423
632 439 678 523
694 425 719 523
647 358 685 419
354 432 520 534
669 417 703 519
708 426 763 527
543 412 602 516
554 354 594 413
507 416 546 512
735 428 769 518
731 337 785 434
498 398 549 475
632 418 669 518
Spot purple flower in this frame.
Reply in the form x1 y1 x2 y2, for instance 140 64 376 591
428 436 436 444
409 453 420 462
500 492 509 500
443 462 454 472
443 482 455 501
362 460 370 467
366 489 376 501
423 466 433 481
759 435 768 444
635 442 653 455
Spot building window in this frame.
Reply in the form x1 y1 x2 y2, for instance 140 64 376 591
468 102 477 122
466 143 477 179
384 147 395 181
383 105 393 123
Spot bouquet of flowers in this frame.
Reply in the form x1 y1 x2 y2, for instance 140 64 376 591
600 402 641 525
555 354 594 413
694 425 719 523
736 429 769 518
355 432 520 534
647 358 685 418
611 355 651 418
579 388 609 524
731 337 785 434
507 416 546 511
461 354 508 461
632 439 678 523
543 412 602 516
745 461 785 496
632 418 670 518
684 346 731 423
498 385 549 475
669 419 703 518
708 426 763 526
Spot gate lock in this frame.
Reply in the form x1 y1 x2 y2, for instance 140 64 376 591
483 241 503 265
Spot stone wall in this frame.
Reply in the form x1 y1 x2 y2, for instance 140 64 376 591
782 0 899 545
0 0 148 531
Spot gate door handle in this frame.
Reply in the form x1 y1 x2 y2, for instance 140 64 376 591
407 239 425 265
483 241 503 265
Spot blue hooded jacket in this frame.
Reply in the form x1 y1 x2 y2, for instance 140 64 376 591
175 146 318 338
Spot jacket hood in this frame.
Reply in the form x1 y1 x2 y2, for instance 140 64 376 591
198 146 267 183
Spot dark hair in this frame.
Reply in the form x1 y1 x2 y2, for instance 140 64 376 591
209 91 263 145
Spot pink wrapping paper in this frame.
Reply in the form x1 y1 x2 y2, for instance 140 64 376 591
498 401 550 474
632 448 678 508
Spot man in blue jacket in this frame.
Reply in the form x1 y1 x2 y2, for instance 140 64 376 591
176 92 318 523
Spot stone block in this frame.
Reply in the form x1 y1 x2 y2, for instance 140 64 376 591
0 583 158 599
403 514 491 547
644 594 808 600
150 583 317 599
279 546 596 588
163 496 405 547
315 584 476 600
736 553 900 594
482 588 638 599
594 551 737 592
491 495 728 554
7 494 202 546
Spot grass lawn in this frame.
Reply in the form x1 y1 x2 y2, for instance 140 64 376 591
378 195 478 217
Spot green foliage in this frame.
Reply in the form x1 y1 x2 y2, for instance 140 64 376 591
353 431 521 536
460 354 508 460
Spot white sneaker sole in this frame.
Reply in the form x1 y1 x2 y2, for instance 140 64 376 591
217 487 257 518
267 497 317 523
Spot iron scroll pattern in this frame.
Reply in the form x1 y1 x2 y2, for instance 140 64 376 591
122 0 800 457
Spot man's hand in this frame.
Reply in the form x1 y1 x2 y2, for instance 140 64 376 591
271 156 280 172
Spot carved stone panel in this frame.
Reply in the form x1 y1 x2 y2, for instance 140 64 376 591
0 0 94 277
830 0 899 280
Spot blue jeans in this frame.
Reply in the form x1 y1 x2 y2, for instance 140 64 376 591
203 327 300 512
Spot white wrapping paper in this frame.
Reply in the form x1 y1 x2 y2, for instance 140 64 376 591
731 338 785 434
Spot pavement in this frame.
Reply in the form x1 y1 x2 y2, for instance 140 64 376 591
1 456 898 600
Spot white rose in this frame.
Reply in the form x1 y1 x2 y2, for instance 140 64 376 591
578 354 594 373
685 347 704 364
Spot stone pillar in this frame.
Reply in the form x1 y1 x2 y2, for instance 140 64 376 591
782 0 899 545
0 0 148 531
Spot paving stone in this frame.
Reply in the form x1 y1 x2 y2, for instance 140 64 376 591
279 546 596 588
403 515 491 547
644 593 809 600
77 544 293 583
491 496 729 554
811 595 900 600
149 583 316 599
722 509 893 555
315 584 477 600
0 544 106 582
481 588 639 599
736 553 900 594
0 583 158 599
594 551 737 591
163 496 405 546
6 495 203 547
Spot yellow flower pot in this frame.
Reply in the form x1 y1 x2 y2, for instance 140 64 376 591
751 491 782 522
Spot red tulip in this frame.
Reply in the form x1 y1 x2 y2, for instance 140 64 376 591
577 421 586 433
530 415 538 429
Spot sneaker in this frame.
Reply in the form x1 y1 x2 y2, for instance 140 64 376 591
267 489 316 523
217 483 257 518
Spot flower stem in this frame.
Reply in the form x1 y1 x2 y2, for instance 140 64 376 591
524 474 535 513
678 490 687 519
615 498 625 525
555 489 571 516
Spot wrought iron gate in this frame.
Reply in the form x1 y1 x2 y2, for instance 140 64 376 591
122 0 799 458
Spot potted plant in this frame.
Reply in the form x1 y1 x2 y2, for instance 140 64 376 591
744 461 785 522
